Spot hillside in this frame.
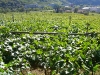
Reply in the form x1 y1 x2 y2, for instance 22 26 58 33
13 0 100 5
0 0 68 6
0 0 100 13
19 0 68 5
0 0 100 8
68 0 100 5
0 0 68 11
0 0 70 12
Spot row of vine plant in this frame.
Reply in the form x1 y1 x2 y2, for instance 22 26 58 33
0 24 100 75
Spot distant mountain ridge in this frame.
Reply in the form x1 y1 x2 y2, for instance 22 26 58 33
67 0 100 5
0 0 100 8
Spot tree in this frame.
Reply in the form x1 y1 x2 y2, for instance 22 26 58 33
52 4 61 13
74 7 78 13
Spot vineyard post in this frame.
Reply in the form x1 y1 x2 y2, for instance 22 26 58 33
86 23 90 33
69 16 72 26
12 14 14 22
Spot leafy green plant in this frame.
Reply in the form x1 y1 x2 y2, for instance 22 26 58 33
0 12 100 75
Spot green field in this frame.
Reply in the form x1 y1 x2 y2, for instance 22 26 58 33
1 12 100 32
0 12 100 75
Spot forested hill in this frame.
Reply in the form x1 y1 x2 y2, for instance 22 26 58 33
21 0 68 5
0 0 100 13
0 0 68 6
0 0 100 9
68 0 100 5
0 0 68 11
0 0 23 8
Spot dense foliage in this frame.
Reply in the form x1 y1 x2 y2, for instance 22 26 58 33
0 0 69 13
0 0 24 13
0 12 100 75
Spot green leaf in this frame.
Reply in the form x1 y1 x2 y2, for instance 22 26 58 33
93 64 100 72
36 49 43 54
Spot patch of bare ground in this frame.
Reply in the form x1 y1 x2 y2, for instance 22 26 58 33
31 68 45 75
21 68 52 75
20 68 45 75
89 70 100 75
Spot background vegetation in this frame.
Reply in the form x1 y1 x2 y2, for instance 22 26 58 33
0 0 100 13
